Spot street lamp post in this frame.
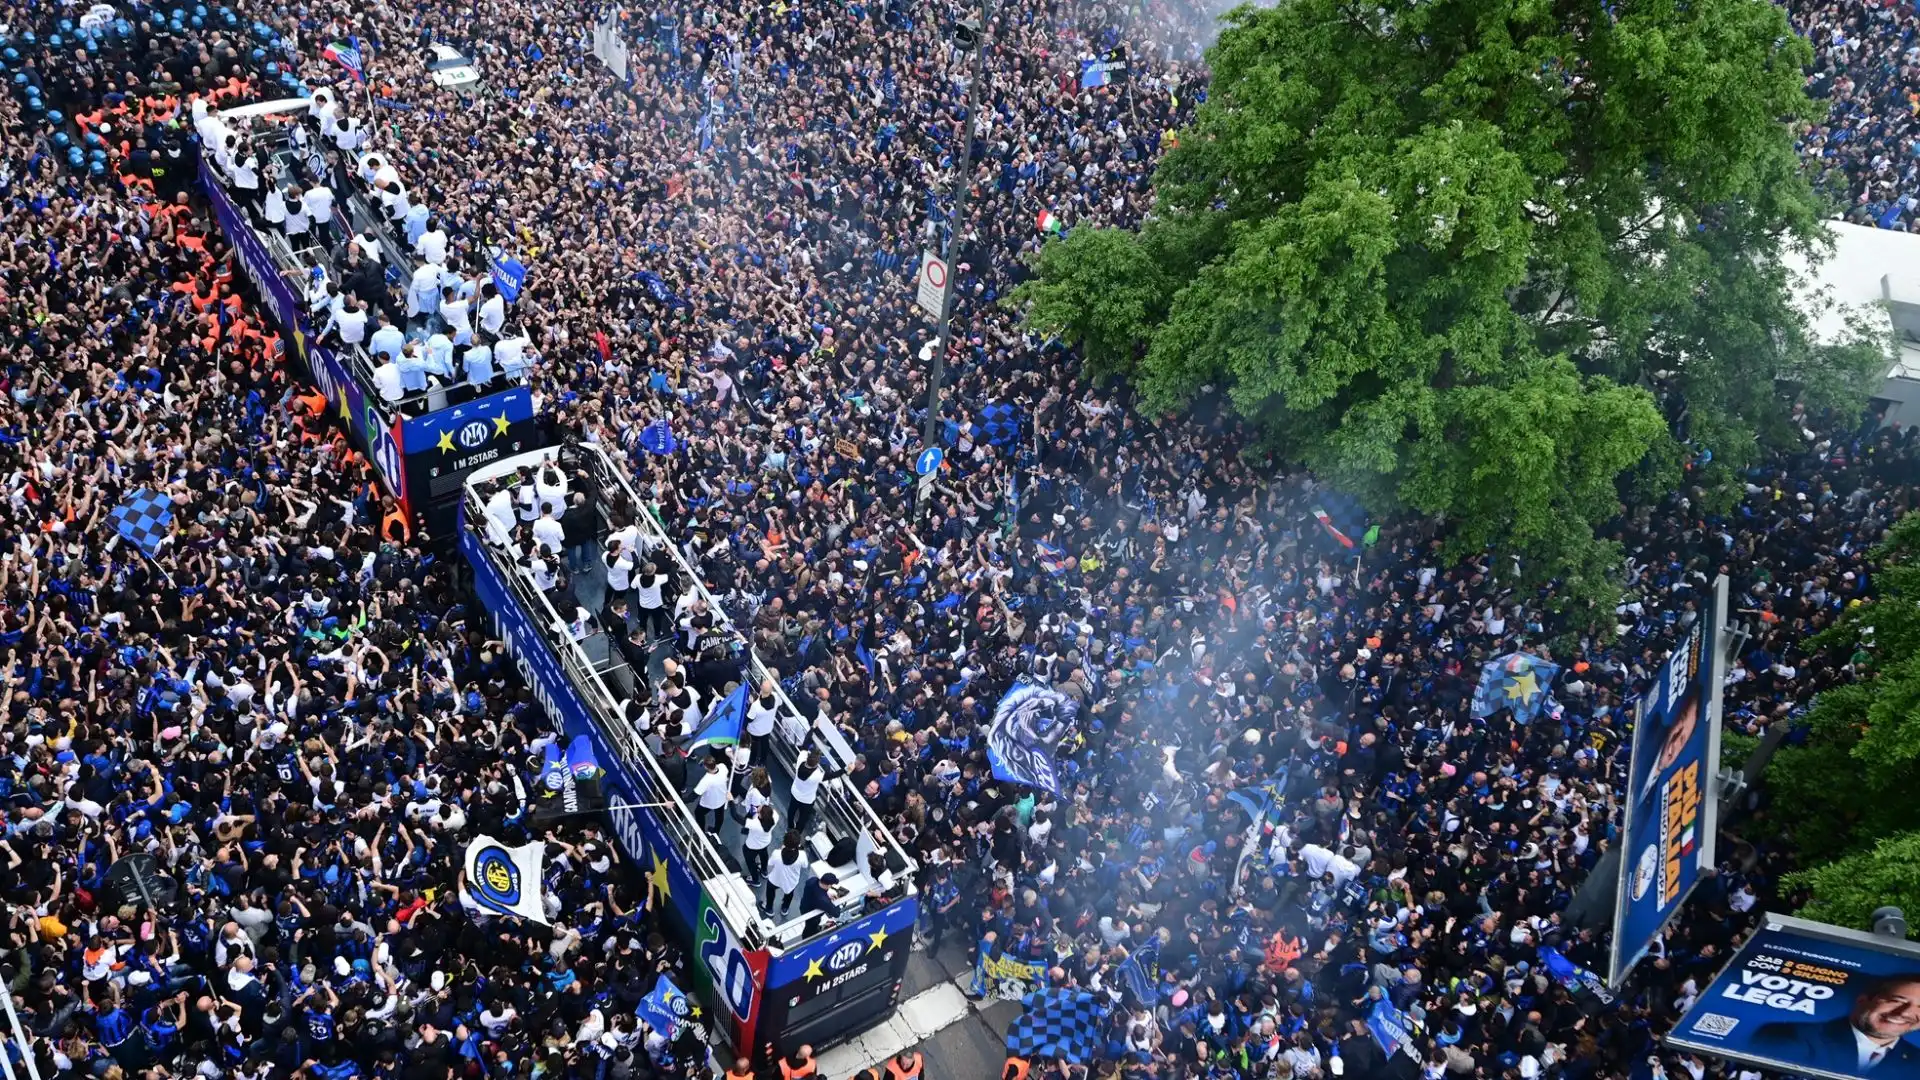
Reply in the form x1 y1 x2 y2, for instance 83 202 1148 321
918 3 990 514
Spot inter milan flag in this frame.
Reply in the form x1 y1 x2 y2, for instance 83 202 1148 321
531 738 605 823
637 975 695 1039
1469 651 1561 723
110 489 175 557
1006 989 1106 1064
985 676 1079 795
460 836 549 923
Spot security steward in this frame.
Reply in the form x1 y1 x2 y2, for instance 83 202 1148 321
884 1050 923 1080
1001 1057 1030 1080
779 1046 818 1080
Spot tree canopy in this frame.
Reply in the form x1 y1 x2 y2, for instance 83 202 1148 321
1015 0 1887 600
1769 512 1920 926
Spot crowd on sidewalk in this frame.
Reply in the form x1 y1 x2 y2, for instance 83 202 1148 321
0 0 1916 1079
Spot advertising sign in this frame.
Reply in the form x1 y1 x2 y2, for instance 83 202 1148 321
399 387 538 500
1669 913 1920 1080
1610 577 1727 986
460 505 767 1049
199 161 408 511
755 900 914 1054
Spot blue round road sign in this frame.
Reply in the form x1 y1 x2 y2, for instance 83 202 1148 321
915 446 944 476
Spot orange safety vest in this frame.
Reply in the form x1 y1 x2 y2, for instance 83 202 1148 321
780 1057 818 1080
724 1069 753 1080
884 1055 923 1080
1265 931 1303 972
1002 1058 1031 1080
382 508 411 544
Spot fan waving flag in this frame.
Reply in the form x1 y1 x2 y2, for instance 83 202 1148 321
637 976 695 1039
638 418 680 455
985 675 1078 794
689 681 748 750
460 836 549 923
1006 989 1106 1064
1035 209 1061 234
1311 506 1355 548
566 735 601 778
110 489 175 557
1469 651 1562 723
323 37 365 83
1034 540 1075 575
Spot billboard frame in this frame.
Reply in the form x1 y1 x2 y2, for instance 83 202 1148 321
1666 911 1920 1080
1608 573 1730 987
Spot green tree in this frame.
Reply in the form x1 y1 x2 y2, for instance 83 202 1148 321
1770 512 1920 930
1014 0 1887 600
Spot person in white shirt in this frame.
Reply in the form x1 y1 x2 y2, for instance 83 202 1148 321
282 186 310 240
604 539 635 594
439 290 473 345
328 300 369 348
334 116 367 152
765 833 809 915
230 152 261 209
263 181 287 227
495 328 531 381
416 217 449 267
531 506 566 556
790 750 825 834
486 486 518 541
477 284 507 339
692 757 730 832
300 184 337 247
408 262 444 321
371 356 404 404
746 681 778 760
521 550 557 593
535 465 569 517
742 804 779 885
351 232 383 265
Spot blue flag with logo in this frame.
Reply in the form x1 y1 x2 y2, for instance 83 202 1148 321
638 418 680 455
636 976 693 1039
533 741 569 799
985 676 1078 795
1469 651 1561 723
565 735 600 779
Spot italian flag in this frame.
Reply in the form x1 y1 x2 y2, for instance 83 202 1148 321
1312 507 1355 549
1036 210 1062 234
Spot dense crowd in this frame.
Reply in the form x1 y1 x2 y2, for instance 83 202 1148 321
1794 0 1920 228
0 1 1916 1080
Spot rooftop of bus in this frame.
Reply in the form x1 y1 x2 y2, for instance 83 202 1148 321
460 442 918 948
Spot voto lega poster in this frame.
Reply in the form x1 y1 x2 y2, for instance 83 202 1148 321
1669 913 1920 1080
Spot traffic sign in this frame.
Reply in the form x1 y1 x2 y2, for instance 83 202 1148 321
916 252 947 319
915 446 944 476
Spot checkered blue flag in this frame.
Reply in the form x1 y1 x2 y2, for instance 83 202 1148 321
109 489 174 557
1006 989 1106 1064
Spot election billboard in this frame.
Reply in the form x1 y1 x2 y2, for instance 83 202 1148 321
1668 913 1920 1080
1610 574 1728 987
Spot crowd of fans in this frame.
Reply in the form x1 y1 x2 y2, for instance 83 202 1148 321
1794 0 1920 228
0 1 1917 1080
